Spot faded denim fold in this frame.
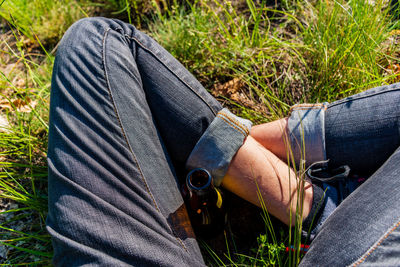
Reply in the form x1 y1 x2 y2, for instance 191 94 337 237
287 103 329 167
185 108 252 186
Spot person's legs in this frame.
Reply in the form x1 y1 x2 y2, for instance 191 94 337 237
300 84 400 265
325 83 400 175
47 17 224 266
253 83 400 264
252 83 400 172
300 145 400 266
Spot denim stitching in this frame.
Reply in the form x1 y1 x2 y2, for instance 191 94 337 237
103 28 189 252
217 113 248 136
217 114 247 137
102 28 160 211
218 111 250 135
290 103 326 109
292 107 327 110
219 117 247 136
124 34 219 116
289 103 328 116
351 219 400 266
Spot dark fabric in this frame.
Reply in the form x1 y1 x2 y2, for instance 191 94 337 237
300 84 400 266
47 17 226 266
302 183 325 237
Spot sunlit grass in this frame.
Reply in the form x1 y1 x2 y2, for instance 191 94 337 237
0 0 399 265
0 0 90 46
301 0 400 101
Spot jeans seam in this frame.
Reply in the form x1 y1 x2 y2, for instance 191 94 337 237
289 104 328 118
217 114 247 137
292 107 327 110
328 86 400 108
290 103 326 109
102 27 190 253
102 28 160 212
124 34 219 116
218 111 250 135
351 219 400 266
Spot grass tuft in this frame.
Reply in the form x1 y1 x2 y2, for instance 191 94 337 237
301 0 400 101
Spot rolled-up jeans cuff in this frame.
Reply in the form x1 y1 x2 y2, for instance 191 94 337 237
185 108 252 187
287 103 329 167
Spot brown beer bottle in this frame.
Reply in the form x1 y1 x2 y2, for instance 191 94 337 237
181 168 227 239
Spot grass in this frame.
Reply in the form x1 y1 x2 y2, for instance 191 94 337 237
0 0 89 46
0 23 52 264
0 0 399 265
149 0 306 121
301 0 400 101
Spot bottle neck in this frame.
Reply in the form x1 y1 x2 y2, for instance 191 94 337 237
186 168 215 196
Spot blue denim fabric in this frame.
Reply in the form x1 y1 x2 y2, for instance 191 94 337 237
288 103 329 167
186 108 252 186
48 16 400 266
47 17 249 266
288 84 400 266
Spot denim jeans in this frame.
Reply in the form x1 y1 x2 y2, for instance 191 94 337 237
47 17 253 266
47 17 400 266
288 85 400 266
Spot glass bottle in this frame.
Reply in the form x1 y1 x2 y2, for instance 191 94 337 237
181 168 227 239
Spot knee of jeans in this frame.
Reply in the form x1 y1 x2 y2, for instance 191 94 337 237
51 17 120 102
56 17 115 59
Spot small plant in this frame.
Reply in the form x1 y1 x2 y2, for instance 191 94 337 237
253 234 286 266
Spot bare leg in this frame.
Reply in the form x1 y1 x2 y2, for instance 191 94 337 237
221 135 313 226
250 118 290 162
